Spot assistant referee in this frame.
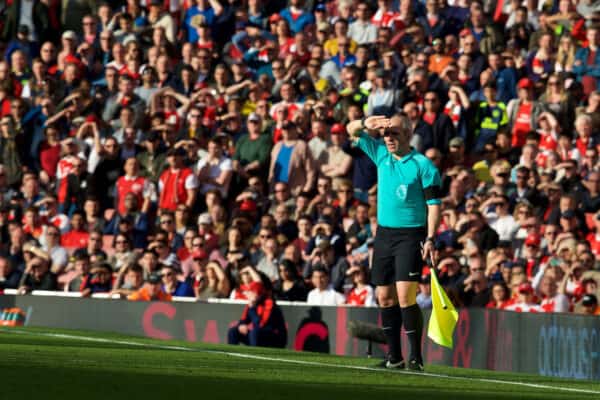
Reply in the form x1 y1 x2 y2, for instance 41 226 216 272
346 114 441 371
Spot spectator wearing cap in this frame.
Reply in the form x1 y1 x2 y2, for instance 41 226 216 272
320 123 353 187
506 78 543 148
345 263 375 306
504 282 541 312
128 272 173 301
17 252 57 294
158 147 198 212
578 294 600 315
197 137 233 199
197 212 219 253
268 120 316 196
80 262 113 297
228 280 287 348
306 267 345 306
160 264 194 297
521 233 543 279
232 112 272 183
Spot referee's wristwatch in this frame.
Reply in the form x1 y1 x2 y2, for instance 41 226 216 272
425 237 435 245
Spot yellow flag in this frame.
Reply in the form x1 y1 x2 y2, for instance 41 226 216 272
427 268 459 348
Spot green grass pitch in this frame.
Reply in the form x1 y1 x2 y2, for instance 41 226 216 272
0 327 598 400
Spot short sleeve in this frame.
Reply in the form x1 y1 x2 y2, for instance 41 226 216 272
420 159 442 206
185 174 199 189
356 131 384 164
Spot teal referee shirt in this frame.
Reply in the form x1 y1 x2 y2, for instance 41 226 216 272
356 132 441 228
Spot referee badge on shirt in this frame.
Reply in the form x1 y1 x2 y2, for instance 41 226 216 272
395 184 408 201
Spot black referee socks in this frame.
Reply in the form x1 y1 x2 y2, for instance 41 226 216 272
380 306 403 362
401 304 423 363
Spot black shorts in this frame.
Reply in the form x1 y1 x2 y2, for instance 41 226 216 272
371 226 426 285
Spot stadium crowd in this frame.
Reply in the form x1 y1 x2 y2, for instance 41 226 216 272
0 0 600 315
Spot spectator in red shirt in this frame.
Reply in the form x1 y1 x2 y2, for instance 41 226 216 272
60 211 90 249
345 263 375 306
158 147 198 211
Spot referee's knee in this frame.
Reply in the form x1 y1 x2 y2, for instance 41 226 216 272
376 287 398 307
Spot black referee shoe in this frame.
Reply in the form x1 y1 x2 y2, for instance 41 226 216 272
378 355 405 370
408 359 424 372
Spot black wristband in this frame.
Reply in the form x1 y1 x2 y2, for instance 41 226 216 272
425 237 435 243
360 118 366 129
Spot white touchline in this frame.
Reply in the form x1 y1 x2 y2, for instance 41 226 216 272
1 328 599 396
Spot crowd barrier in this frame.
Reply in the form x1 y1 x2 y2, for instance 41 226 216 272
0 292 598 380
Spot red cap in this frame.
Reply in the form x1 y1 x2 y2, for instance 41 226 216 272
240 199 257 212
517 78 534 90
524 233 541 247
459 28 471 37
269 14 282 23
518 282 534 294
331 123 345 135
192 249 208 260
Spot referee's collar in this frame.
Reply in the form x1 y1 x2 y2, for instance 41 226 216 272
394 148 417 163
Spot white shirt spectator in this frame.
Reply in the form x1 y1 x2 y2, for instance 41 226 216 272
307 285 346 306
196 155 232 198
540 294 570 313
489 215 520 241
348 20 377 44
